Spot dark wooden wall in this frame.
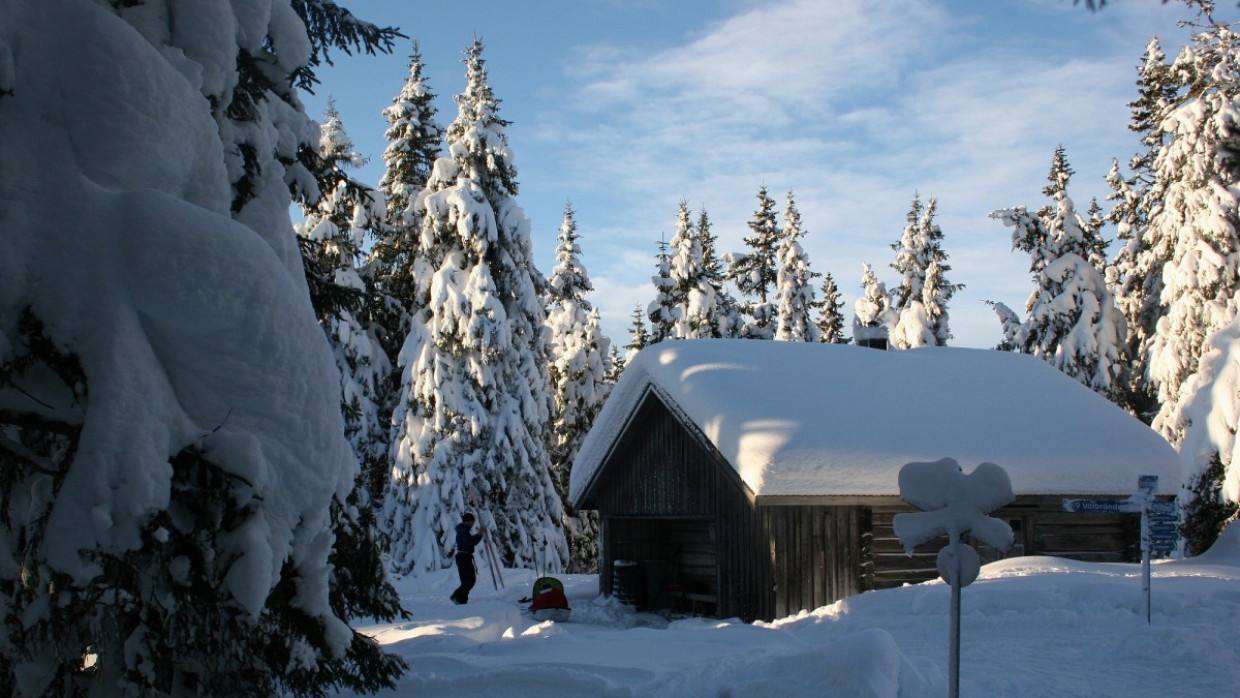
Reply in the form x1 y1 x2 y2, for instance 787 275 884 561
581 391 774 621
762 505 867 618
581 392 875 622
867 495 1142 590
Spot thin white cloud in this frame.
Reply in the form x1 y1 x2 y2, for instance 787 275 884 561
541 0 1209 348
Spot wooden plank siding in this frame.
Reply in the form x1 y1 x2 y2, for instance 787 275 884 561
762 505 866 618
581 391 775 621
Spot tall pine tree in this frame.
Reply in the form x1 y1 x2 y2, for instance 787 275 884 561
384 40 566 576
890 195 961 349
728 186 782 339
298 99 392 501
773 192 820 342
544 205 611 573
1117 5 1240 552
991 146 1127 398
647 237 679 344
816 272 848 344
668 201 725 339
626 304 650 363
698 209 744 338
0 2 406 695
371 43 444 366
1143 10 1240 446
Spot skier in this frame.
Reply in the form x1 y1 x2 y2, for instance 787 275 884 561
450 512 484 604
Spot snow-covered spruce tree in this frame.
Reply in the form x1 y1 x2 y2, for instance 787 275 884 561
1105 37 1174 402
299 99 392 502
1183 454 1239 554
0 2 405 696
647 237 680 344
728 186 782 339
853 263 897 347
774 192 821 342
544 205 611 573
1107 158 1163 420
985 300 1024 352
889 195 961 349
816 272 849 343
606 344 626 383
377 42 443 232
370 42 444 366
1144 8 1240 446
667 201 726 339
1175 316 1240 553
698 208 744 338
384 40 567 576
625 304 650 363
990 146 1128 398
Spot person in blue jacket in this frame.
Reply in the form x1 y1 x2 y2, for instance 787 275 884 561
450 512 484 604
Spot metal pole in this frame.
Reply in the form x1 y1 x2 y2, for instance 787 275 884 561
1138 476 1154 625
950 544 961 698
1142 510 1151 625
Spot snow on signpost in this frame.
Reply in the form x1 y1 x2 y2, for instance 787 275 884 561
894 458 1015 698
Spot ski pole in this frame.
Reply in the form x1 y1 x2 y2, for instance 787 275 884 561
483 528 505 589
481 537 498 590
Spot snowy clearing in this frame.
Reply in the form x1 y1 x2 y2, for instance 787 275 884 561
342 527 1240 697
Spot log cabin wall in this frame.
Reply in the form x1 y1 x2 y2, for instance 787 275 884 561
867 495 1142 590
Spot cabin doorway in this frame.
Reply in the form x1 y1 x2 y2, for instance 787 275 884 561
606 517 718 616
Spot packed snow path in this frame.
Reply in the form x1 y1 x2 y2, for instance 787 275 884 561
345 531 1240 697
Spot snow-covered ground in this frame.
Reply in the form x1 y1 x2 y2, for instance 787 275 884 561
342 526 1240 697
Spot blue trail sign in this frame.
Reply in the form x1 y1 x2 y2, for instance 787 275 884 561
1062 499 1142 514
1062 476 1180 625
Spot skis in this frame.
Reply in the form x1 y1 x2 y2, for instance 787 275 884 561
467 487 505 590
482 527 504 589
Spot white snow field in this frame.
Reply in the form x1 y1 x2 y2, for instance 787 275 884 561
342 525 1240 697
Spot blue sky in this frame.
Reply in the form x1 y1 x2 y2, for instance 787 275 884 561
304 0 1227 349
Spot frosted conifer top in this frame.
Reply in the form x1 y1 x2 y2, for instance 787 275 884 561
570 340 1178 502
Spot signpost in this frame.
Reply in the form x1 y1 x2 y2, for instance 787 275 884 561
894 459 1015 698
1062 476 1180 625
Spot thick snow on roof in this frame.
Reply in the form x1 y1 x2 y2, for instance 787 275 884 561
570 340 1179 503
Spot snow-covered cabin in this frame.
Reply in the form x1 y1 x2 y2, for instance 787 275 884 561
569 340 1179 622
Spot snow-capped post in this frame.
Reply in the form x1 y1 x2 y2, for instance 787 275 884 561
893 458 1015 698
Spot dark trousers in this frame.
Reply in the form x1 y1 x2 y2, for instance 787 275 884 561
452 552 477 603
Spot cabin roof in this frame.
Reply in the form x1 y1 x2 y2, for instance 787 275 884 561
570 340 1180 505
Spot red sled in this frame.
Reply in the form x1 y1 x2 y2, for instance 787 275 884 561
529 576 571 622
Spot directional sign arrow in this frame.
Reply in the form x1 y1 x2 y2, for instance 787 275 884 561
1148 500 1178 515
1062 499 1143 514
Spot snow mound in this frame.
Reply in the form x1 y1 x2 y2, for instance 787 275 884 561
1188 520 1240 567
